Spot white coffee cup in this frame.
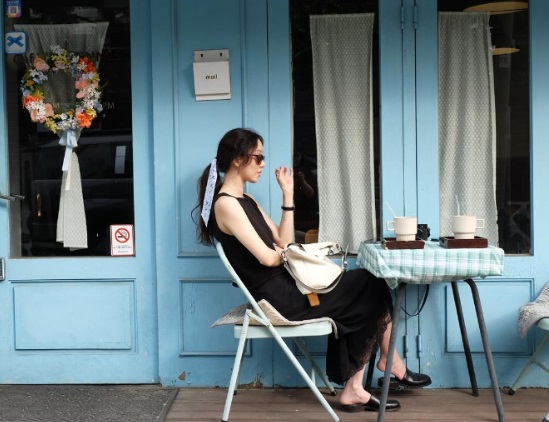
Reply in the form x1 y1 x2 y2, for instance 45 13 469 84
386 217 417 241
452 215 485 239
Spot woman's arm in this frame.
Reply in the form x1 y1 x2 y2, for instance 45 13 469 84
259 166 294 247
215 196 283 267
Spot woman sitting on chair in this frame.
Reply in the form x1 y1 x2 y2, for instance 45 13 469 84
194 128 431 413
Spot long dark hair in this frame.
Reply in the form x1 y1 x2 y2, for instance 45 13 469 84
193 128 264 246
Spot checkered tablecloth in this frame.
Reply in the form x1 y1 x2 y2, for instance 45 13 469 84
356 241 505 289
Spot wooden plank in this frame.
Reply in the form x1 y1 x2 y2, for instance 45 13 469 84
165 388 549 421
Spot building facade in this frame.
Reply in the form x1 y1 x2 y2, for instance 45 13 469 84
0 0 548 389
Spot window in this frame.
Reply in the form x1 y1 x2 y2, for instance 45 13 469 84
4 1 133 257
439 1 531 254
290 0 380 244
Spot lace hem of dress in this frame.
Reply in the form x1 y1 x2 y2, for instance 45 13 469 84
351 310 392 384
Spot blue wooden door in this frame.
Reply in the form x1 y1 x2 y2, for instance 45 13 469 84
153 0 287 387
0 0 158 383
411 0 549 388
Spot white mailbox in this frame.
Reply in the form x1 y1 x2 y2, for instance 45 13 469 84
193 49 231 101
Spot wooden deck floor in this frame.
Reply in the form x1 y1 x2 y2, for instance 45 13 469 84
165 387 548 422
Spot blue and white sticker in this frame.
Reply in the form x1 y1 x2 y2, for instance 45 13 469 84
5 31 26 54
5 0 21 18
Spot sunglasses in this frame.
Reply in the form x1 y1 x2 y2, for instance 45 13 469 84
248 154 265 165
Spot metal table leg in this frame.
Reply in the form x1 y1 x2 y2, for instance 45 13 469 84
378 279 504 422
464 278 506 422
451 281 479 396
377 283 406 422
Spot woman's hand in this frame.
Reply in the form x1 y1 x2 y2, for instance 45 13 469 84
274 166 294 195
272 166 294 245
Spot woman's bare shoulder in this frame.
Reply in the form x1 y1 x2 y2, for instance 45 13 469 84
215 194 244 218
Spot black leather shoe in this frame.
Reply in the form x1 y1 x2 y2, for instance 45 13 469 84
397 368 432 387
377 368 432 388
340 395 401 413
363 394 401 412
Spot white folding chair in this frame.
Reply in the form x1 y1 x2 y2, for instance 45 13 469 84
509 317 549 395
215 242 340 422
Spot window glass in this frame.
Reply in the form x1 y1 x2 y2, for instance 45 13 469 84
4 1 133 257
438 1 530 254
290 0 379 244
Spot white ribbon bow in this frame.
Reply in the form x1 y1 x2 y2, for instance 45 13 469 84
201 158 218 226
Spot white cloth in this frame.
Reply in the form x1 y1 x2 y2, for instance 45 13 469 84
56 152 87 250
518 282 549 338
212 299 338 338
310 14 376 253
438 12 498 244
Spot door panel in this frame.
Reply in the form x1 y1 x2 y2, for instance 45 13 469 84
0 0 157 383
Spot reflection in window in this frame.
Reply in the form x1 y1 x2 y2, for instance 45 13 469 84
4 1 133 257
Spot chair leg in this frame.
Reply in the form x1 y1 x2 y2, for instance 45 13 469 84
293 337 336 396
221 317 251 422
269 328 340 422
509 332 549 395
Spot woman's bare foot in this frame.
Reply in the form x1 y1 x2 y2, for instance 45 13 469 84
376 357 406 379
339 386 371 406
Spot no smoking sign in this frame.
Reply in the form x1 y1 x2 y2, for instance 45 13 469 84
110 224 135 256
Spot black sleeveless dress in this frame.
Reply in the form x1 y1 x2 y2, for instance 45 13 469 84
213 193 393 385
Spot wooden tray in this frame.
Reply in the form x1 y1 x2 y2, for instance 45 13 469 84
382 238 425 250
439 236 488 249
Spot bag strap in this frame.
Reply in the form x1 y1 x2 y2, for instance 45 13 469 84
307 293 320 307
401 285 430 317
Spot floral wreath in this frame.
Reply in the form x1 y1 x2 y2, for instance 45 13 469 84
20 45 103 134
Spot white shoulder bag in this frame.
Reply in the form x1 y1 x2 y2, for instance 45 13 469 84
281 242 348 306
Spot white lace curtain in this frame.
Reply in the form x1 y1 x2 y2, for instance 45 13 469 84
14 22 108 53
310 14 376 252
438 12 499 244
14 23 108 109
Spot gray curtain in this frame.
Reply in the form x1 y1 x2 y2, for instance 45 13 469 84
310 14 376 252
438 12 498 244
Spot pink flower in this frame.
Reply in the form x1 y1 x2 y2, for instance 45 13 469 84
29 109 44 123
33 56 49 72
44 103 54 117
54 60 66 70
75 79 91 90
29 104 54 123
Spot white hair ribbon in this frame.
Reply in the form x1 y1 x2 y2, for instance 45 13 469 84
58 128 82 191
201 158 218 226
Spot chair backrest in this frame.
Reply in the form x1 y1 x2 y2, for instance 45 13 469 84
215 242 271 324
